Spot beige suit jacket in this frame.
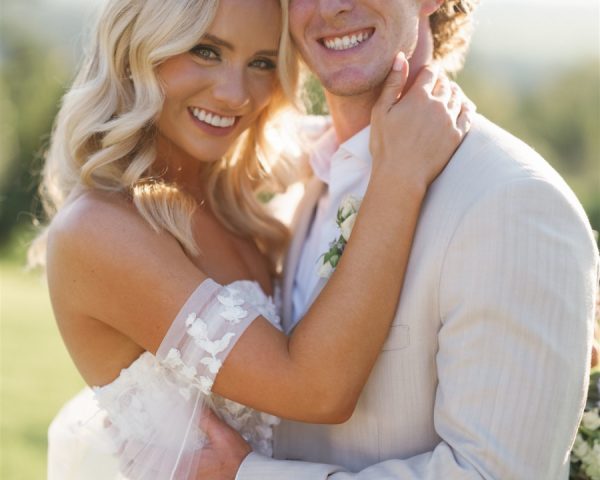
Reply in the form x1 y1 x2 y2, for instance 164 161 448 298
237 116 599 479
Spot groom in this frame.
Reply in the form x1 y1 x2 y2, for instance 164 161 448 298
205 0 600 478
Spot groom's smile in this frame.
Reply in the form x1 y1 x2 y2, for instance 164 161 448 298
289 0 424 97
319 27 374 51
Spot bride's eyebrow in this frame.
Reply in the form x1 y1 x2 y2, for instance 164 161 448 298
202 33 278 57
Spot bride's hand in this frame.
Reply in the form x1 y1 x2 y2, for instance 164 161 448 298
369 53 475 193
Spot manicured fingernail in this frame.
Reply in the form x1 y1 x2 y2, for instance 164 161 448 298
393 52 406 72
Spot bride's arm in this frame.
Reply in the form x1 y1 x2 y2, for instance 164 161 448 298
47 59 472 423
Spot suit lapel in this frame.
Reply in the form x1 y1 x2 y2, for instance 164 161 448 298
282 177 325 332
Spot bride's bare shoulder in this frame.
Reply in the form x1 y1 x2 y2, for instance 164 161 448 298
48 190 180 261
46 190 206 352
51 191 148 240
46 189 199 307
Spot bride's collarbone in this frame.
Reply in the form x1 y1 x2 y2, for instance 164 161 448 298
189 219 272 295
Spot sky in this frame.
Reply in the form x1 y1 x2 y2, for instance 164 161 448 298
8 0 600 74
472 0 599 60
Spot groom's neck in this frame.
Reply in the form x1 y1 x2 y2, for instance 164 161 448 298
326 16 434 144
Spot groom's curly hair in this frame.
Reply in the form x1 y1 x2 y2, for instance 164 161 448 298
430 0 480 74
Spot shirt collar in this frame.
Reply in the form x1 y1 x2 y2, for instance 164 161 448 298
308 124 373 186
308 126 338 184
339 125 372 167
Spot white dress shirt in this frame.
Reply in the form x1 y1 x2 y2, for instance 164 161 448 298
292 126 372 325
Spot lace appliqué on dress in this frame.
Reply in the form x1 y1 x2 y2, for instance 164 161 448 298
91 279 281 479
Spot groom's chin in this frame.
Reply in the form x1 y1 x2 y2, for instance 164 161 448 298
319 66 388 98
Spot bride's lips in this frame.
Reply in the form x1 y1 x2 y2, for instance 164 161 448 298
188 107 240 137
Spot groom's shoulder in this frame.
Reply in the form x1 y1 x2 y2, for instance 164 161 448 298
445 114 579 202
456 114 557 182
428 114 592 234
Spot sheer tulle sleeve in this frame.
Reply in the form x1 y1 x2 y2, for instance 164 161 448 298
92 279 264 479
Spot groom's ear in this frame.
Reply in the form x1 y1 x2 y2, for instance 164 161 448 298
419 0 444 16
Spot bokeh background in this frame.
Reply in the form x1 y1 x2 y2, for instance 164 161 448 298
1 0 598 478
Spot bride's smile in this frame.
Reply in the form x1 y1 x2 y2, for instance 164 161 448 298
154 0 281 165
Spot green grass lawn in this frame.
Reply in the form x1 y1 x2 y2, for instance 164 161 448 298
1 255 84 479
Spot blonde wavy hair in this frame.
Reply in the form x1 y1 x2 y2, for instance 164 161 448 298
430 0 479 74
30 0 301 272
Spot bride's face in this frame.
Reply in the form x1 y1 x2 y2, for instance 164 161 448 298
155 0 282 164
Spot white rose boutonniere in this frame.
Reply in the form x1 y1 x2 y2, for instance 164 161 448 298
318 195 362 279
340 214 357 242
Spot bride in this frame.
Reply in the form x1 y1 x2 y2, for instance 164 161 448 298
34 0 473 478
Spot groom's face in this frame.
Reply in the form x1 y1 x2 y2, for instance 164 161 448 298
289 0 425 96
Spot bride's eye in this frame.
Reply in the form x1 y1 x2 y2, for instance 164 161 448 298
250 58 276 71
190 44 220 61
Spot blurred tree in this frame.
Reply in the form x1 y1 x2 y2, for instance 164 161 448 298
303 73 328 115
0 20 69 244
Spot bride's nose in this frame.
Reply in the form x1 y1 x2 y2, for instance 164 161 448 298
211 68 251 111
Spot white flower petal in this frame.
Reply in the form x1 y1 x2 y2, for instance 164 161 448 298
199 376 214 395
218 293 244 307
339 195 362 219
318 260 334 279
187 318 209 338
185 313 197 328
219 306 248 323
163 348 183 368
195 332 235 356
340 214 357 242
582 408 600 431
181 364 197 379
573 433 591 459
200 356 223 375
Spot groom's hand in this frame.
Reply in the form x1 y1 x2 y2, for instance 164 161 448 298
196 409 252 480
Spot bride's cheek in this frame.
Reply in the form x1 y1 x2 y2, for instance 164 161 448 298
252 76 278 110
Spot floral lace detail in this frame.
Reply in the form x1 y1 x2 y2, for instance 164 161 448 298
184 311 234 395
161 283 261 397
92 279 282 471
216 286 250 324
92 353 198 448
162 348 198 400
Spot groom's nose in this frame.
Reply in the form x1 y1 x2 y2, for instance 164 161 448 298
317 0 354 21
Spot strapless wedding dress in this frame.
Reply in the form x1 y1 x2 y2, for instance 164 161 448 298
48 279 281 479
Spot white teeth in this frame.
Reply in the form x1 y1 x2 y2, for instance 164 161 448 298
323 30 371 51
191 108 235 128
